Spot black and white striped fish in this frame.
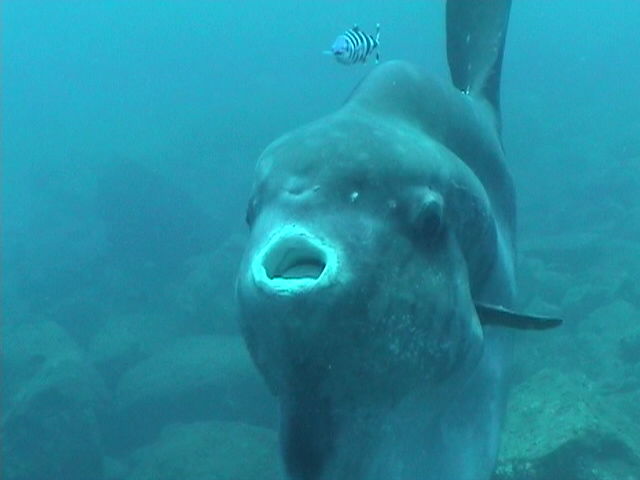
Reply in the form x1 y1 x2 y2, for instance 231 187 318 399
324 24 380 65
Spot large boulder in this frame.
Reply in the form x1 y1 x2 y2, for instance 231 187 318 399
88 312 182 389
494 368 640 480
520 233 605 280
511 299 640 387
171 234 247 335
496 297 640 480
95 159 222 273
578 300 640 388
111 335 277 451
2 321 108 480
518 234 640 324
126 421 283 480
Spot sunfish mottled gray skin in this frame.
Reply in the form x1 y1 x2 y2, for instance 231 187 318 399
237 1 517 479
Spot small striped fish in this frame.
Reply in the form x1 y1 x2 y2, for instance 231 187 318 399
324 24 380 65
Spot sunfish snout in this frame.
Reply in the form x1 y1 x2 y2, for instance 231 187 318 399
250 225 342 296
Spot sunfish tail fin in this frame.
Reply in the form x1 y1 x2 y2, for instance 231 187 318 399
445 0 512 117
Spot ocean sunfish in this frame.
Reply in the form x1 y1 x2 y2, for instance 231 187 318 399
237 1 559 479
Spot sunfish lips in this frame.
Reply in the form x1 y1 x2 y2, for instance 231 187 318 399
250 226 342 296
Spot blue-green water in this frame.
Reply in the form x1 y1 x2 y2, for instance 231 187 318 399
2 2 639 479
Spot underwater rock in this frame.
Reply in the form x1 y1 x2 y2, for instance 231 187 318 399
511 299 640 393
518 234 606 323
596 240 640 310
517 255 573 309
171 233 247 335
579 301 640 393
104 456 130 480
125 421 283 480
619 334 640 366
520 233 605 274
111 335 277 452
95 159 222 272
560 283 612 325
494 368 640 480
89 312 184 390
519 235 640 324
2 321 108 480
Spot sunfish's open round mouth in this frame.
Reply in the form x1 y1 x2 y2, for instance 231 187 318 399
250 226 341 295
263 236 327 280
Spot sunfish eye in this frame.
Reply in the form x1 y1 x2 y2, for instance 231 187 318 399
410 189 444 238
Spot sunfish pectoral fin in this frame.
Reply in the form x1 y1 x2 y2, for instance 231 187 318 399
475 302 563 330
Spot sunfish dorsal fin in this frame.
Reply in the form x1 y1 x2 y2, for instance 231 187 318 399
475 303 563 331
446 0 512 116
